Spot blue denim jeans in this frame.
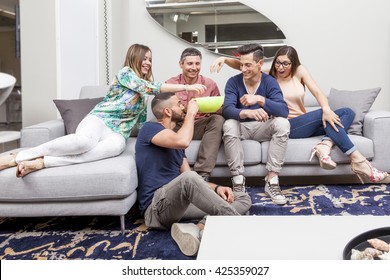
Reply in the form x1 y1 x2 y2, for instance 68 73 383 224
289 108 356 154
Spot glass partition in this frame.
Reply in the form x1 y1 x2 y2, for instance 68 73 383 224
145 0 286 59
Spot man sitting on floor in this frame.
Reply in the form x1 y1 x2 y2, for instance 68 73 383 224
135 92 251 256
166 47 225 182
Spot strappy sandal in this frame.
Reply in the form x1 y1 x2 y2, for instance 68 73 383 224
0 153 17 171
309 142 337 170
351 159 390 184
16 157 45 178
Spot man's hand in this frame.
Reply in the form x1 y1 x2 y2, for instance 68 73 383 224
216 186 235 203
240 94 264 107
187 99 199 116
242 108 269 122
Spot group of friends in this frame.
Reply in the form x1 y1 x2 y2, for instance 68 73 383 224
1 43 389 257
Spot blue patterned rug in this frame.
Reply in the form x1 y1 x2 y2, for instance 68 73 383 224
0 184 389 260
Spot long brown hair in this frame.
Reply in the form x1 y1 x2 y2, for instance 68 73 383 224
269 46 301 79
123 44 154 81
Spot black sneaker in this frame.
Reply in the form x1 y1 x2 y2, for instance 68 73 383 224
201 175 210 182
197 172 210 182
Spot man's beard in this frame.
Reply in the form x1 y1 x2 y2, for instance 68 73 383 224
171 110 184 123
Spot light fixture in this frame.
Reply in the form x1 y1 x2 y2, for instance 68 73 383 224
170 13 179 22
178 14 189 22
170 13 189 23
0 9 16 17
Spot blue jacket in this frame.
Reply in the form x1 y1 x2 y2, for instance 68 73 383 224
222 72 288 121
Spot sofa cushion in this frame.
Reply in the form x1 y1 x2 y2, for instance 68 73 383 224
0 144 137 202
185 139 262 166
328 87 381 136
53 97 103 134
264 135 374 165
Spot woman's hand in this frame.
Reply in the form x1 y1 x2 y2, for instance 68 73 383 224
210 57 227 73
187 84 207 95
216 185 235 203
322 108 343 132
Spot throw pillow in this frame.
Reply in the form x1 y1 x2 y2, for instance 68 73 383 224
53 97 103 134
328 87 381 135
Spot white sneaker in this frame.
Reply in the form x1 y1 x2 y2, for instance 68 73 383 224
171 223 200 256
231 175 246 192
264 176 287 205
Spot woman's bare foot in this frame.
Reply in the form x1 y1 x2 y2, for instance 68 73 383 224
0 153 17 171
16 158 45 177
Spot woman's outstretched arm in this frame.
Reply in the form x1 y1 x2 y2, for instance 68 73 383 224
210 57 240 73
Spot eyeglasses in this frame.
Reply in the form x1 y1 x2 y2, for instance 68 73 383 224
275 60 292 68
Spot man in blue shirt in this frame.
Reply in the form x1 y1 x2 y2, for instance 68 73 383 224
136 92 251 256
222 43 290 205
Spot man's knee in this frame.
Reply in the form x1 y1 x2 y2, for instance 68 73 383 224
209 114 225 128
223 119 240 135
273 117 290 136
181 171 203 184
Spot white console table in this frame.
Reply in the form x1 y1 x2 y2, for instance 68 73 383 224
197 215 390 260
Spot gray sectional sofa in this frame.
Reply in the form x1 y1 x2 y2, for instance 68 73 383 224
0 86 137 234
1 85 389 233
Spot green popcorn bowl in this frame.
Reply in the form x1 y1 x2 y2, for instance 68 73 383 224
194 96 224 113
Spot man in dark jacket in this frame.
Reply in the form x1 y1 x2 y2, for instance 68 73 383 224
136 92 251 256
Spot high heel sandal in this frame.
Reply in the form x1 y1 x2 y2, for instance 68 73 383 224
351 160 390 184
309 142 337 170
16 157 45 178
0 153 17 171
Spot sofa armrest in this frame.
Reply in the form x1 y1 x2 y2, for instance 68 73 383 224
21 119 66 148
362 110 390 170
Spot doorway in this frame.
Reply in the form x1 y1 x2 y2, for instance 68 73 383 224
0 0 22 132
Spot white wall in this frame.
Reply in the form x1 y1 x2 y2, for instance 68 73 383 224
20 0 390 127
59 0 99 100
20 0 58 126
121 0 390 111
20 0 100 126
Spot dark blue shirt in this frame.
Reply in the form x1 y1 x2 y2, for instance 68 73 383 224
222 72 289 121
135 122 185 214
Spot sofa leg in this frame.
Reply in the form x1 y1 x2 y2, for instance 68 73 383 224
120 215 125 235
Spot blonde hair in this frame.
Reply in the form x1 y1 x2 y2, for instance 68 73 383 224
123 44 154 82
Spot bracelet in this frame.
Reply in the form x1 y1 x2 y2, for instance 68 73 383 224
214 185 221 193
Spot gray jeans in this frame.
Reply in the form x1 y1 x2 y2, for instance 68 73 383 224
144 171 251 230
223 117 290 176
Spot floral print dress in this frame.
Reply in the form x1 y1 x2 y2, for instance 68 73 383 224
89 66 161 139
